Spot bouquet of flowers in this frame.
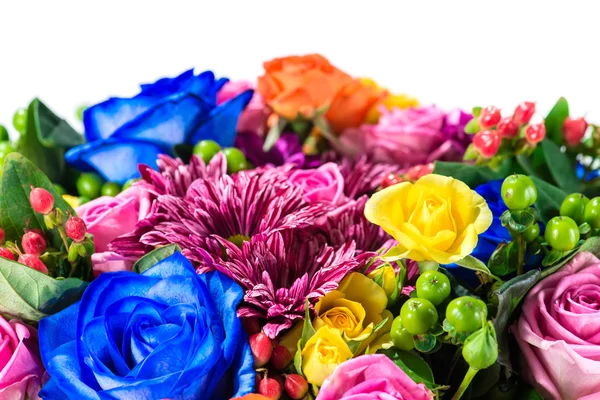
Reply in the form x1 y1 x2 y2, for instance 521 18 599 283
0 53 598 400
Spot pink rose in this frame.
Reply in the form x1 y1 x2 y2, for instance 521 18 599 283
217 80 270 136
316 354 433 400
288 163 345 205
514 251 600 400
76 184 152 274
338 106 469 168
0 317 44 400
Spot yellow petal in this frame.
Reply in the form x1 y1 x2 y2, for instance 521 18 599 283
337 273 387 325
302 326 353 386
365 182 413 235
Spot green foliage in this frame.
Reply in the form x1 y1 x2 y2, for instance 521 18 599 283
133 244 182 273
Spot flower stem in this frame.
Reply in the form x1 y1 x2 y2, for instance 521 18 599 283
58 227 78 278
516 234 525 276
451 367 479 400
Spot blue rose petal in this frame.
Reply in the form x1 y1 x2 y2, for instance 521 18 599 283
139 69 195 96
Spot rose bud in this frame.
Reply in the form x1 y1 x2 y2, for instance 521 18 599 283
18 254 49 274
259 376 282 400
285 374 309 399
249 332 273 368
29 186 54 215
563 116 588 147
0 248 15 261
271 345 293 370
65 216 87 242
21 231 47 256
462 321 498 371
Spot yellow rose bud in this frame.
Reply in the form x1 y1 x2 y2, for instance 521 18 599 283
367 265 397 299
301 326 353 386
62 194 80 209
365 174 493 265
364 93 420 124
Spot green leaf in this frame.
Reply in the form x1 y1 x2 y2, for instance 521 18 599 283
0 153 75 249
0 257 88 321
492 269 540 368
503 209 536 233
414 333 436 352
529 176 568 223
488 241 518 276
379 349 437 390
263 117 287 152
432 162 502 189
293 339 304 376
464 118 480 134
542 249 567 267
133 244 181 274
456 255 500 281
301 299 316 348
472 107 482 118
30 99 85 148
540 139 580 193
545 97 569 144
440 267 477 297
541 236 600 278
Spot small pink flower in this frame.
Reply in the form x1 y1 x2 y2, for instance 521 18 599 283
288 163 345 205
0 317 44 400
217 80 270 136
317 354 433 400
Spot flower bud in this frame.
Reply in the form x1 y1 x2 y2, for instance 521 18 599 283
462 321 498 370
271 345 293 370
0 248 15 261
250 332 273 368
21 231 47 256
29 186 54 215
284 374 308 399
18 254 48 274
367 265 397 298
65 216 87 242
258 376 282 400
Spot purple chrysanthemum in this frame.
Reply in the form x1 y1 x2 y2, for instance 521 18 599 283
200 230 361 338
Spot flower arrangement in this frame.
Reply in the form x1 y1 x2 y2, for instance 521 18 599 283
0 53 599 399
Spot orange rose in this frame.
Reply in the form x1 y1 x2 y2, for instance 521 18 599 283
326 79 386 133
257 54 352 120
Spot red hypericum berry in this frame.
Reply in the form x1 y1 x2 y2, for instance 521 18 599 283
65 216 87 242
285 374 309 400
242 318 261 336
473 130 501 158
249 332 273 367
271 345 293 370
513 102 536 125
381 173 403 189
405 163 434 181
259 377 282 400
0 248 15 261
479 106 502 128
21 231 47 256
525 123 546 145
18 254 49 274
496 117 519 139
563 116 588 146
29 187 55 215
0 227 4 244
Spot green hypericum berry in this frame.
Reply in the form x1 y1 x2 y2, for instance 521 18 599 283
399 298 438 335
501 174 537 210
462 321 498 370
101 182 122 197
0 125 9 141
415 270 451 306
390 316 415 351
223 147 249 174
53 184 66 196
76 173 104 199
12 108 27 134
584 197 600 230
522 222 541 243
122 178 139 191
0 142 16 165
445 296 487 334
193 140 221 164
545 216 580 251
78 196 91 205
560 193 589 225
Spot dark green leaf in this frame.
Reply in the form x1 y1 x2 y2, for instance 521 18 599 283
0 153 75 249
489 241 518 276
378 349 437 390
433 162 502 188
440 268 477 298
471 363 501 398
0 257 88 321
545 97 569 144
414 333 436 352
492 269 540 368
30 99 84 148
529 176 568 223
516 385 544 400
456 255 499 281
506 209 536 233
540 139 580 193
542 249 567 267
541 236 600 278
133 244 181 274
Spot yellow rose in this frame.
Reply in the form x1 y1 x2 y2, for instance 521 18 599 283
365 174 493 265
62 194 80 209
301 326 353 386
367 265 397 299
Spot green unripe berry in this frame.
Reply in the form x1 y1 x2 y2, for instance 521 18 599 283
501 174 537 210
193 140 221 164
545 216 580 251
0 125 9 141
101 182 121 197
584 197 600 230
390 316 415 351
12 108 27 134
76 173 104 199
223 147 249 174
522 222 540 243
560 193 589 225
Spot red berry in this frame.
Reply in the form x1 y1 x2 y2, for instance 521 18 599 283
473 130 501 158
18 254 48 274
285 374 309 400
29 187 54 215
525 123 546 145
242 317 261 336
513 102 536 125
271 345 293 370
0 227 4 244
381 173 403 189
563 117 588 146
0 248 15 261
65 217 87 242
496 117 519 139
21 231 47 256
259 377 282 400
249 332 273 367
479 106 502 128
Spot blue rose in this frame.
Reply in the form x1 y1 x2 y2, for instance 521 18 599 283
38 252 255 399
65 69 253 184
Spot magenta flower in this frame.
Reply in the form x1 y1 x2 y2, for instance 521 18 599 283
235 131 321 168
331 155 403 199
288 162 346 205
201 231 360 338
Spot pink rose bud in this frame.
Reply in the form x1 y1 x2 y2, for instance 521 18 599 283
285 374 308 400
259 376 282 400
562 116 588 147
513 101 536 125
250 332 273 367
66 216 87 242
0 247 15 260
21 231 47 256
270 345 292 370
18 254 49 274
29 186 54 215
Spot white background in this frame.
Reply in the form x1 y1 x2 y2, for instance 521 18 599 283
1 0 599 136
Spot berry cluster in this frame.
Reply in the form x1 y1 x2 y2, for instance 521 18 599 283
247 327 308 400
193 140 251 174
380 163 434 189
